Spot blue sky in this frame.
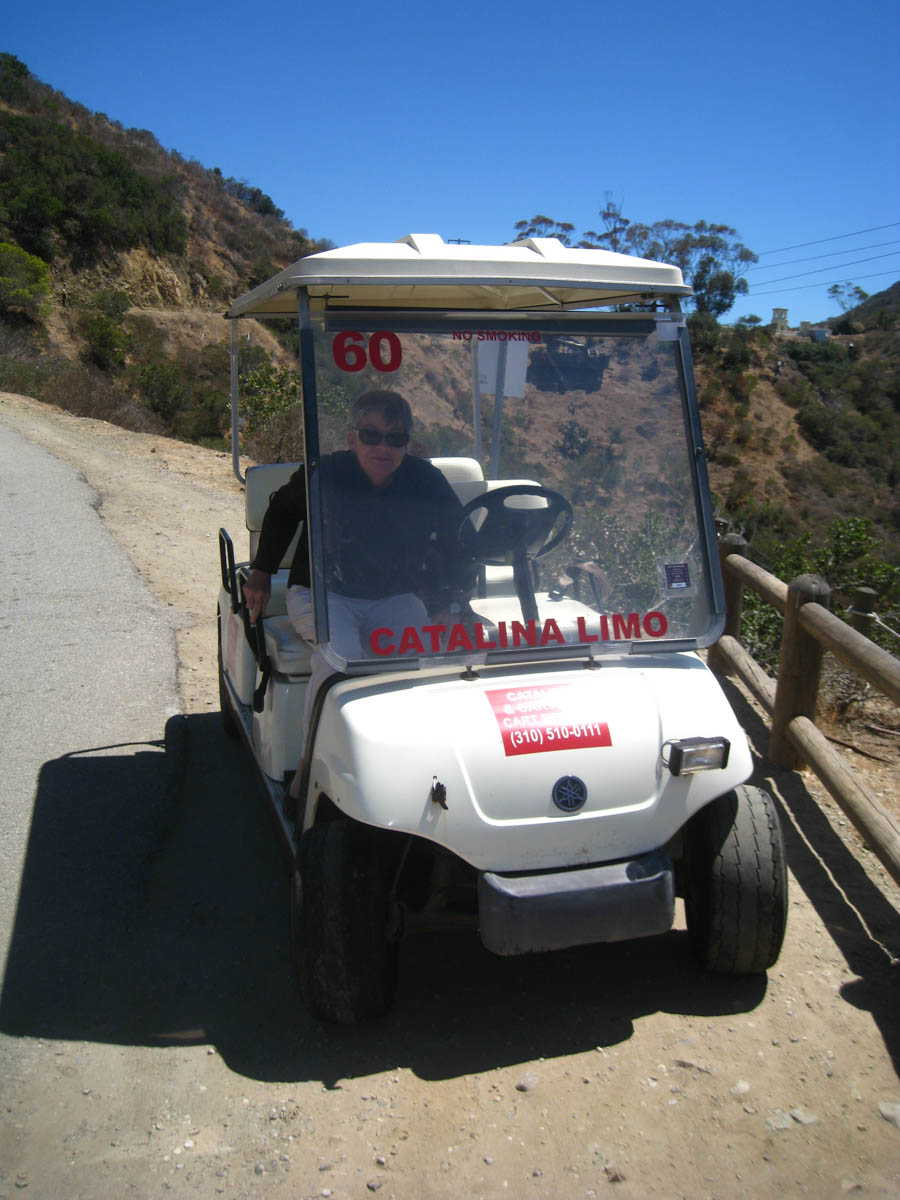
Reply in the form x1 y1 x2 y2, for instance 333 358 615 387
4 0 899 325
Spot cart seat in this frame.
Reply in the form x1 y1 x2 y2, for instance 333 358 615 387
263 615 314 675
245 462 302 563
429 456 488 506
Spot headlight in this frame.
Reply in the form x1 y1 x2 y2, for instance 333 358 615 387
664 736 731 777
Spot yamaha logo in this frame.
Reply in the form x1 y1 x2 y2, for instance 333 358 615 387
552 775 587 813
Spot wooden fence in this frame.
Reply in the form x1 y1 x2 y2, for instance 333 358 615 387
707 533 900 887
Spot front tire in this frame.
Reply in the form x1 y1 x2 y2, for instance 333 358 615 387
291 820 398 1024
684 785 788 974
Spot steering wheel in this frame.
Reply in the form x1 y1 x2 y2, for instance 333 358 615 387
458 485 573 623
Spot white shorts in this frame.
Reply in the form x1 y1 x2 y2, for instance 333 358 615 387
284 585 429 749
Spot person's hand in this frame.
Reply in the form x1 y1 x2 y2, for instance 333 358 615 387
430 604 467 650
243 569 271 622
430 608 456 630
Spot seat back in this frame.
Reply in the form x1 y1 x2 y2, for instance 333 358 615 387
429 456 487 507
245 462 302 563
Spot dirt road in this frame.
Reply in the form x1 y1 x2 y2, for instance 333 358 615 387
1 391 898 1200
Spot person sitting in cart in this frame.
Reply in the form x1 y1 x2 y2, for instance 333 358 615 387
244 389 472 797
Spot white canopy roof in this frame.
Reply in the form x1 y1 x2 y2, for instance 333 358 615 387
226 233 690 317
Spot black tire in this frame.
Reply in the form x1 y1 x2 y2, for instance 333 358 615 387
683 784 788 975
291 820 398 1024
217 609 240 740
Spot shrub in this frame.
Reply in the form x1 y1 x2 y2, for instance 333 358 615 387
92 289 131 322
81 313 130 369
172 385 228 442
0 242 51 319
135 360 189 421
557 419 592 459
238 361 299 433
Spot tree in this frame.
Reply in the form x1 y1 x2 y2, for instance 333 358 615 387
0 113 188 261
827 282 869 313
0 53 31 106
0 241 51 319
512 215 576 243
512 200 757 317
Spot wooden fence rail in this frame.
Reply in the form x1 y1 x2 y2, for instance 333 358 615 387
708 534 900 887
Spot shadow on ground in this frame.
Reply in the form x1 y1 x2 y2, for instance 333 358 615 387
720 677 900 1074
2 700 896 1084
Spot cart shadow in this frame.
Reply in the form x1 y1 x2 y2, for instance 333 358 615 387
3 706 892 1084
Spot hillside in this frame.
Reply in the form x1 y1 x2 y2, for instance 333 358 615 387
0 52 319 441
0 52 898 646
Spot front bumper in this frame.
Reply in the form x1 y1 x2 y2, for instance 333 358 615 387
478 850 674 956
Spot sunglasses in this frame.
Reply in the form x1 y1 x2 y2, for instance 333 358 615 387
353 427 410 448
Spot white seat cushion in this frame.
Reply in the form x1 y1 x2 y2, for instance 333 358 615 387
263 615 314 675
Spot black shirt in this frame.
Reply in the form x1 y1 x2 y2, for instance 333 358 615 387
253 451 471 610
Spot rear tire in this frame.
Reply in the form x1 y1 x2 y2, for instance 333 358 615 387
291 820 398 1024
684 785 788 974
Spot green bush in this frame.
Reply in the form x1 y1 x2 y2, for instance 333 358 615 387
737 517 900 668
135 360 189 421
92 289 131 322
686 312 719 357
557 419 592 459
0 241 51 319
173 386 228 442
238 362 299 433
81 313 130 369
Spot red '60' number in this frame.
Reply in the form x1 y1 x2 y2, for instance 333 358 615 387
333 330 402 373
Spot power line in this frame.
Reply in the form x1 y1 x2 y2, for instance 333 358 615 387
747 268 900 298
746 239 900 273
756 221 900 255
746 251 900 287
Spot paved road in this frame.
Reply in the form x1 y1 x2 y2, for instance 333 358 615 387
0 418 181 1044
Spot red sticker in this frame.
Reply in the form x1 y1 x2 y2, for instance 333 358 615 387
485 683 612 757
333 330 367 372
332 331 402 373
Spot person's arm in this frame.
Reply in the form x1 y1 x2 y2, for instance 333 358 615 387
245 467 307 620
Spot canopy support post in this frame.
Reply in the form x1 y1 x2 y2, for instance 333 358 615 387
229 320 245 484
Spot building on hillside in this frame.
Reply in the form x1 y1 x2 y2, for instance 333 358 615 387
771 307 789 333
798 321 830 341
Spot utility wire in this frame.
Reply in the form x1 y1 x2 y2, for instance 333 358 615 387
747 268 900 297
746 240 900 273
756 221 900 255
746 251 900 287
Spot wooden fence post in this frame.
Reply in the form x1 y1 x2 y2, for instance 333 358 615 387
708 533 748 673
849 586 876 637
769 573 833 769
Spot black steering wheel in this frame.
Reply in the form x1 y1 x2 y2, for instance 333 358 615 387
458 485 573 623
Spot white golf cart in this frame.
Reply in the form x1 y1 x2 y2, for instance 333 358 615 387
217 234 787 1024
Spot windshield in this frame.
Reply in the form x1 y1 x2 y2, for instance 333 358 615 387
303 311 720 673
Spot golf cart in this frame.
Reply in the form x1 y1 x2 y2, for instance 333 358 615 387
217 234 787 1024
